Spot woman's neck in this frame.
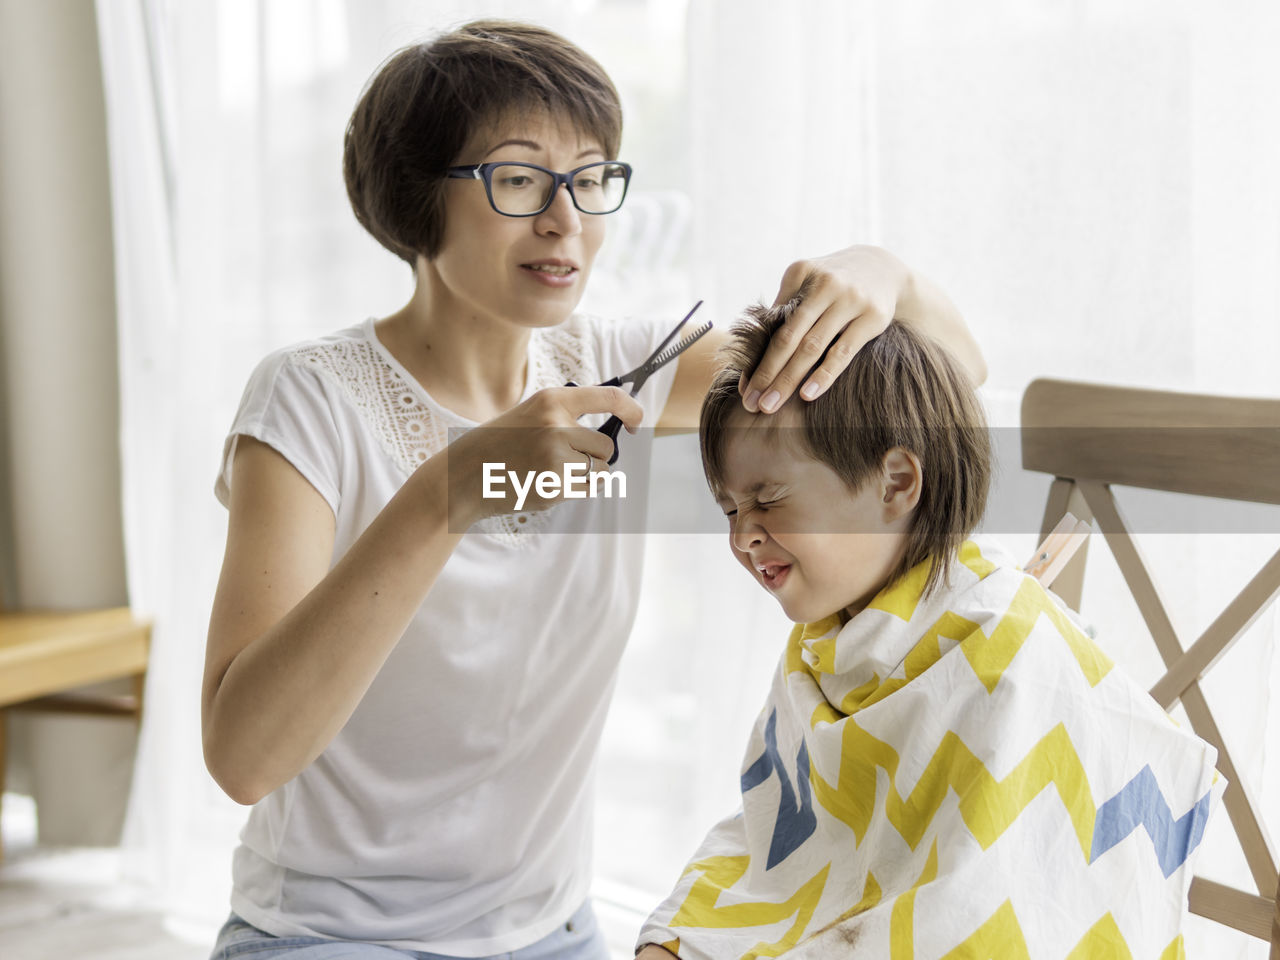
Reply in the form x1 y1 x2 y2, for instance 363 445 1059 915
376 273 532 422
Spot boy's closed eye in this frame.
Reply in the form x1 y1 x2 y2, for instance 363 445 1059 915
719 491 785 519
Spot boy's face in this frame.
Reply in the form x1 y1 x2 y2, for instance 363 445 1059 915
713 410 910 624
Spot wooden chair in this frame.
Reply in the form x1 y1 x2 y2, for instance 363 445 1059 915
1021 377 1280 954
0 607 150 860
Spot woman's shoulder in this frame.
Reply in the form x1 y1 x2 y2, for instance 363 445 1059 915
236 320 387 399
217 323 372 512
227 321 374 423
252 320 371 374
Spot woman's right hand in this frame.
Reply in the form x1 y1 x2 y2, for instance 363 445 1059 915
445 384 645 525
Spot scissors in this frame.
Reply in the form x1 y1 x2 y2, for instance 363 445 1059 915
572 300 711 464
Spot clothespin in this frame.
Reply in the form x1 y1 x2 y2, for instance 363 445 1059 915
1024 513 1092 588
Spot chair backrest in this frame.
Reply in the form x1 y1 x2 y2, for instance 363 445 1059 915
1020 377 1280 953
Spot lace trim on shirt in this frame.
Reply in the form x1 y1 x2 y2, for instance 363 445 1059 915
289 321 601 546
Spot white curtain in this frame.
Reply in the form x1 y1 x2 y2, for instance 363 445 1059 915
97 1 1280 955
678 3 1280 958
97 0 703 947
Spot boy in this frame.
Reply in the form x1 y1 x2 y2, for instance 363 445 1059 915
636 305 1221 958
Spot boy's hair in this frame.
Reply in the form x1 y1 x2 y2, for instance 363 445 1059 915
700 301 991 600
343 20 623 265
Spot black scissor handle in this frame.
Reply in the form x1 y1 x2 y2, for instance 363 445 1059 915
597 415 623 465
565 378 626 464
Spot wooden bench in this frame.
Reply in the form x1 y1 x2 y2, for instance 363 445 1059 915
0 607 150 860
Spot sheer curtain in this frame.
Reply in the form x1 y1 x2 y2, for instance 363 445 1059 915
97 0 701 944
97 0 1280 955
679 3 1280 958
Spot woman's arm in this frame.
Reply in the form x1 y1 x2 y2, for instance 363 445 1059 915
202 437 463 805
655 324 728 432
657 245 984 430
203 386 644 804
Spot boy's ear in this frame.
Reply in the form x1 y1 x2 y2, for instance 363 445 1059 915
880 447 922 521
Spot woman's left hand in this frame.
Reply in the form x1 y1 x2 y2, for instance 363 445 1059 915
740 244 983 413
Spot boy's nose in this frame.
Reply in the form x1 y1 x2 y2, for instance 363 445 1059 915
732 516 766 553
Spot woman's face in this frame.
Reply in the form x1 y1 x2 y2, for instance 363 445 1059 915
428 113 610 330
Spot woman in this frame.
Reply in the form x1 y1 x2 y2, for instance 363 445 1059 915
202 19 984 960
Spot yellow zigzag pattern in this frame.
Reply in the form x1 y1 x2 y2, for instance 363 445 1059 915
799 615 843 675
837 870 883 926
798 540 998 683
793 556 1114 736
790 871 883 950
669 855 830 959
936 907 1183 959
854 611 981 712
868 553 936 622
889 841 939 960
670 856 1188 959
939 899 1030 959
664 543 1181 957
961 578 1112 694
811 719 1096 856
793 610 984 727
1065 912 1131 959
902 902 1159 960
869 540 997 622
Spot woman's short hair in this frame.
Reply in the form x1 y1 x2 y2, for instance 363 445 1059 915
343 20 623 265
700 301 992 599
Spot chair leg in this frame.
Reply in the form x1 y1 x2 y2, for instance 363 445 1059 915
1271 869 1280 960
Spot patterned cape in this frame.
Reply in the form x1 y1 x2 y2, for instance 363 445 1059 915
638 540 1222 959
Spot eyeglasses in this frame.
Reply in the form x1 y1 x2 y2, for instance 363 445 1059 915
446 160 632 217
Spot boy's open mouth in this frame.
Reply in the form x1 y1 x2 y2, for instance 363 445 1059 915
757 562 791 589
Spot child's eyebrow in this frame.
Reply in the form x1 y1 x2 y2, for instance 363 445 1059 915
718 479 783 500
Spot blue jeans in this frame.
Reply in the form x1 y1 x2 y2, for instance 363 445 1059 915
209 900 609 960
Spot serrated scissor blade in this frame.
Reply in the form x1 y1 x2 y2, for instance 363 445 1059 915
639 320 713 379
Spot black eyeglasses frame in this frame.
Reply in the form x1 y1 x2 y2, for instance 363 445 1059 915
445 160 633 218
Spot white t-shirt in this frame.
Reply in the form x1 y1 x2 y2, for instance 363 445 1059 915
215 314 679 955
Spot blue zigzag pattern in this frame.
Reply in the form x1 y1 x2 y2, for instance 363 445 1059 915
741 708 817 869
1090 764 1213 878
